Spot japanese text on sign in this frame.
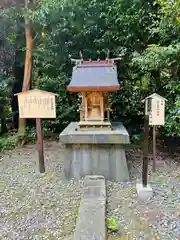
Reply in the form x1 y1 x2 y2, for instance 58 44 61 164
18 92 56 119
149 99 165 126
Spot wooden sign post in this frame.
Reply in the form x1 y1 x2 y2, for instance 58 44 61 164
153 126 156 172
36 118 45 173
142 115 149 187
144 93 167 172
15 89 58 173
136 114 153 200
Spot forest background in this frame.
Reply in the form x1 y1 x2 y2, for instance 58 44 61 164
0 0 179 151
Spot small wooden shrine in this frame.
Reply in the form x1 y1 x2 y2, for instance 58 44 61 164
67 59 120 130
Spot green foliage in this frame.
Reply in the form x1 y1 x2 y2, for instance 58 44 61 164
130 133 144 145
0 71 14 123
0 134 21 151
35 74 78 132
107 216 119 233
0 0 179 138
29 0 157 130
0 127 36 152
23 127 36 143
154 0 180 44
164 81 180 136
132 43 180 72
29 0 180 137
0 72 10 116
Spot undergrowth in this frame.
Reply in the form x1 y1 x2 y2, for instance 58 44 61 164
0 127 36 152
0 134 21 152
0 126 59 153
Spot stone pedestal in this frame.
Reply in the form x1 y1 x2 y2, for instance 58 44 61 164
59 122 130 181
136 183 153 201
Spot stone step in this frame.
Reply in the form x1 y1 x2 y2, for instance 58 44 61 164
73 175 106 240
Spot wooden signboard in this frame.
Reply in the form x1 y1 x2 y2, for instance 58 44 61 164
143 93 167 172
15 89 58 173
15 89 57 119
144 93 167 126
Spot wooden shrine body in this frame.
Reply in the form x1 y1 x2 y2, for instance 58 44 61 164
67 60 120 130
78 91 111 130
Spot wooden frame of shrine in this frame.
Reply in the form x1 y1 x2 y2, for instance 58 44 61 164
67 60 120 130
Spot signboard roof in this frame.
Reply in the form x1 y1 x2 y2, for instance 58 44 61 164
14 89 58 96
143 93 167 101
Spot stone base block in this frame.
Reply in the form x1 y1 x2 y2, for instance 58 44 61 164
60 122 130 182
64 144 129 182
136 183 153 201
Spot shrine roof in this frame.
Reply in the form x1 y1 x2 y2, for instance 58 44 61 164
67 60 120 92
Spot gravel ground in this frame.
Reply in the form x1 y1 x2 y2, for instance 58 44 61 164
107 149 180 240
0 141 180 240
0 142 82 240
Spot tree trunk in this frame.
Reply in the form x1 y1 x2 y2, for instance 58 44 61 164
18 0 33 134
1 117 8 134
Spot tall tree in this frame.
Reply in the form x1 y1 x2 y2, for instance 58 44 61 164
18 0 34 133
